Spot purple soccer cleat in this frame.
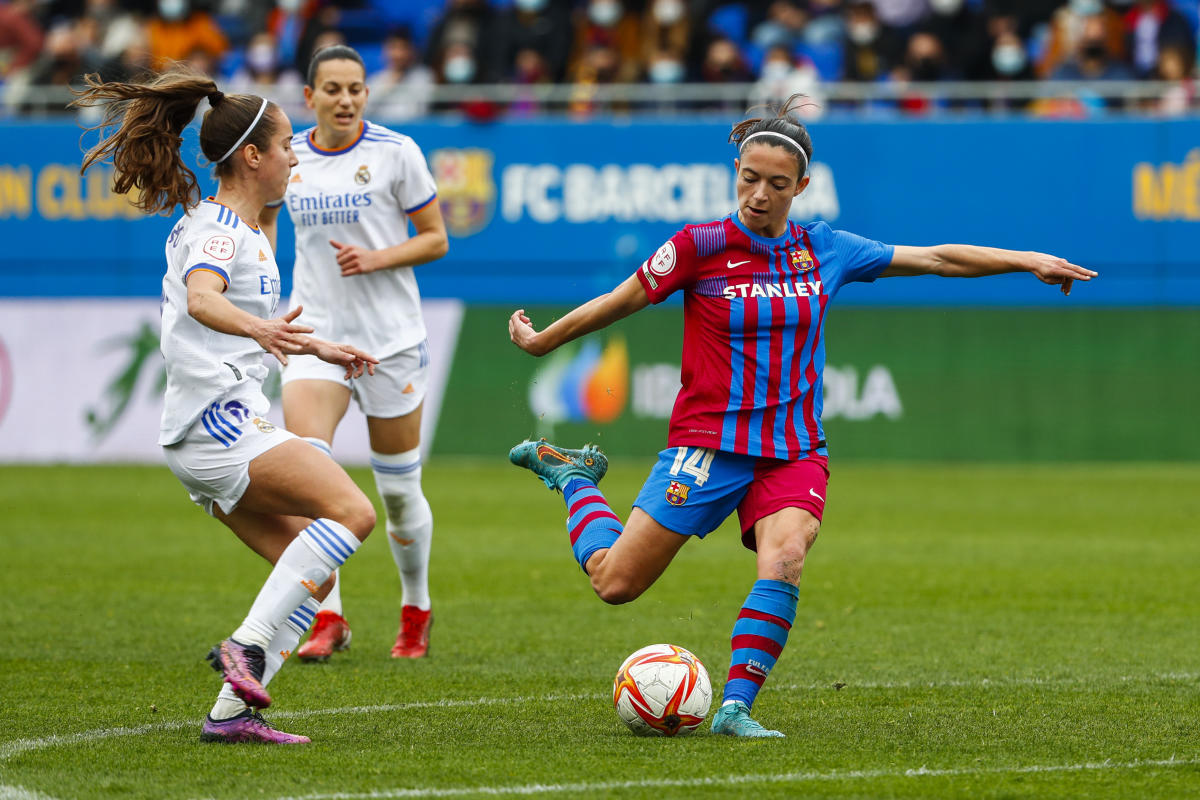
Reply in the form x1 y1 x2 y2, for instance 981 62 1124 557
200 710 310 744
206 638 271 709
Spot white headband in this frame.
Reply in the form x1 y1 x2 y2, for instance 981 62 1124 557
739 130 809 173
216 97 269 164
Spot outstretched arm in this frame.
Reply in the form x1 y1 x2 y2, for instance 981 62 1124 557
882 245 1097 296
509 274 650 357
186 271 377 377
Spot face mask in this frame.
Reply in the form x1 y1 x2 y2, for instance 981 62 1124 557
928 0 962 14
653 0 684 25
991 43 1026 75
158 0 187 21
648 59 684 83
1082 41 1106 60
443 54 476 83
589 0 622 27
848 22 878 45
1069 0 1102 15
247 43 277 72
277 0 302 11
761 61 791 81
912 57 941 81
514 0 547 11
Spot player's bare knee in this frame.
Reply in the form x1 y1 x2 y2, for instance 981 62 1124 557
330 493 376 541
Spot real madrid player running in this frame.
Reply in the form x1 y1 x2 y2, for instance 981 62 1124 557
508 94 1097 738
282 45 448 662
74 67 379 744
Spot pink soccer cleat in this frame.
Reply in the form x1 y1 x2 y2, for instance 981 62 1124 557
200 710 310 744
206 638 271 709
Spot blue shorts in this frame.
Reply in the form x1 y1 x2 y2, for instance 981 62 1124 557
633 446 830 550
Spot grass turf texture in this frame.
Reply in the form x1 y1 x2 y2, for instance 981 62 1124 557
1 461 1197 799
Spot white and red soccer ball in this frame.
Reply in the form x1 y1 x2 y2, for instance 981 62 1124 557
612 643 712 736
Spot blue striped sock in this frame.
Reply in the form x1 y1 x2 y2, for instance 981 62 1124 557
722 579 798 709
563 477 622 572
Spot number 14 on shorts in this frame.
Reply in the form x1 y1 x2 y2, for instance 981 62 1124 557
669 447 715 487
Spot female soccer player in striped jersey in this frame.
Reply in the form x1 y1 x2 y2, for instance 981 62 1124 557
280 45 449 662
508 94 1097 738
74 68 379 744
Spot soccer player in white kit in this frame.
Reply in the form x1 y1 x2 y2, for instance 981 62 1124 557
74 67 380 744
281 45 449 661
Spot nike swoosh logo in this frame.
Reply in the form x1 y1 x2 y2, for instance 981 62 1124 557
809 488 825 503
727 259 751 269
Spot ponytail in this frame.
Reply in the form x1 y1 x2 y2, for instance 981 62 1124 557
72 66 277 216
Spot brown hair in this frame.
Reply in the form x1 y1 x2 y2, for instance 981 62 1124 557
71 66 278 216
728 93 814 179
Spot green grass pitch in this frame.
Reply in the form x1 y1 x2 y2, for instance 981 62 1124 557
2 460 1197 799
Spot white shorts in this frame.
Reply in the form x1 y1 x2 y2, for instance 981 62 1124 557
280 339 429 419
163 395 296 517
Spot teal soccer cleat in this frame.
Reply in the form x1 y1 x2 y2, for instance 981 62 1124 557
508 439 608 492
710 701 785 738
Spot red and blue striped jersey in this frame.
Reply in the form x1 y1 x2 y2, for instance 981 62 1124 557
634 214 894 460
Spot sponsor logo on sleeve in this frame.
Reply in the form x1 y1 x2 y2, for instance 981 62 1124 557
202 235 236 261
641 262 659 290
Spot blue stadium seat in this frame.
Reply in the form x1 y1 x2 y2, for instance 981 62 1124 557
708 3 749 43
795 41 843 81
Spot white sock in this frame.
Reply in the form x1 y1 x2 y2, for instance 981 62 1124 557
210 598 320 720
317 568 343 616
231 519 361 647
371 448 433 611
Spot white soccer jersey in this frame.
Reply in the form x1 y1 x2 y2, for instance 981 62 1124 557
284 120 438 359
158 198 281 445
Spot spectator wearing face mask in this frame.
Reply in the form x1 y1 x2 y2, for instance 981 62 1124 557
427 0 499 84
229 31 302 108
843 0 904 80
751 43 825 116
1036 0 1126 79
985 30 1034 110
751 1 810 52
696 36 754 111
1153 45 1195 116
491 0 572 83
1050 14 1134 82
641 0 690 77
892 30 960 114
146 0 228 69
569 0 643 86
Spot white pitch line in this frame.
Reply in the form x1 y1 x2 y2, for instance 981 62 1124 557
0 784 62 800
2 672 1196 764
270 757 1200 800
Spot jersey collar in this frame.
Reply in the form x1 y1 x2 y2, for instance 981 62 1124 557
729 211 800 248
202 197 261 232
307 120 368 156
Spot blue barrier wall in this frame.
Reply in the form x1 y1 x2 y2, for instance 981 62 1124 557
1 117 1197 304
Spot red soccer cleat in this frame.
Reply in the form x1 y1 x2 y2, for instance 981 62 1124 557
391 605 433 658
296 611 352 662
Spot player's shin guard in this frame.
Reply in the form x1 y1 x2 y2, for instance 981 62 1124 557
563 477 622 572
722 579 798 710
372 448 433 610
232 519 361 647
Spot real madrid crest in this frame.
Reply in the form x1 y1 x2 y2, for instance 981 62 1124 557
665 480 689 506
789 248 815 273
354 164 371 185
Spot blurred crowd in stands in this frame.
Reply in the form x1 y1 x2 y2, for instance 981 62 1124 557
0 0 1195 118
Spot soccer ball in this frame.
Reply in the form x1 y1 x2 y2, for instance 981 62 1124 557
612 643 712 736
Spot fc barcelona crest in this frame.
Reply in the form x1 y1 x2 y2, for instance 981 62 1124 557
789 248 815 273
666 480 689 506
430 147 496 238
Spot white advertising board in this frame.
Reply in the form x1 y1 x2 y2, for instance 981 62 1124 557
0 298 463 464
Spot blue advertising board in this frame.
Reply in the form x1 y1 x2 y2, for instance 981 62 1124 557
1 116 1197 304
